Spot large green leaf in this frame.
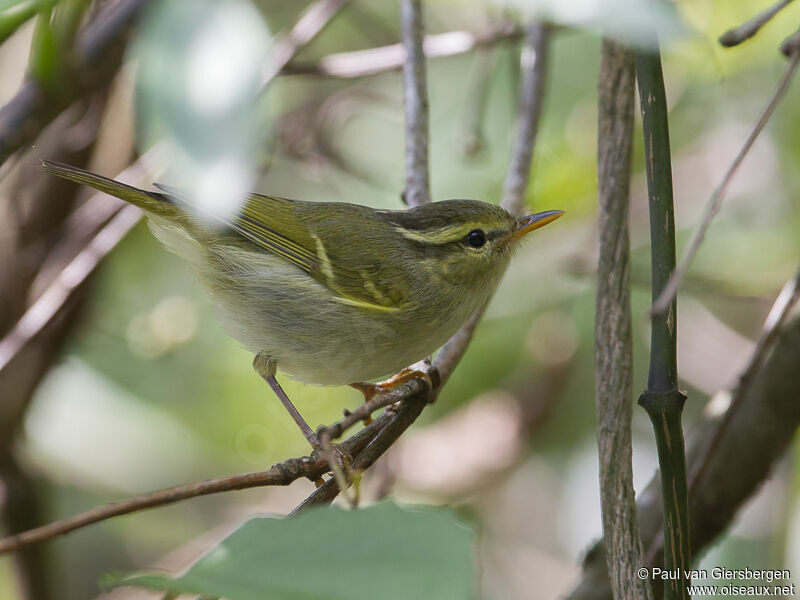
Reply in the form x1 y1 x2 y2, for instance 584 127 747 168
109 502 475 600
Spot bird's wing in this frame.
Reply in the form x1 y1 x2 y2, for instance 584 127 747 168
155 186 411 312
240 194 412 312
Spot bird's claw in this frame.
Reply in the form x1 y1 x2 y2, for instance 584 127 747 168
350 361 435 402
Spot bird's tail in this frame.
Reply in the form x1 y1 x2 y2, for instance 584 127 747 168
41 160 170 215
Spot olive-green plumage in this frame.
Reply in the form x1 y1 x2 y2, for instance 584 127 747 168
41 160 563 386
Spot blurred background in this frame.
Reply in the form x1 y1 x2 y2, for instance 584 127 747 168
0 0 799 598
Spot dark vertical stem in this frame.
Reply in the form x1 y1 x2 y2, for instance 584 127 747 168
635 48 691 600
595 40 652 600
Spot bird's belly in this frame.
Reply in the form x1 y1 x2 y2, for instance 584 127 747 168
198 249 477 386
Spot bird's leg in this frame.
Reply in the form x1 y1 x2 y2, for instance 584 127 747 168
253 354 353 492
253 353 318 447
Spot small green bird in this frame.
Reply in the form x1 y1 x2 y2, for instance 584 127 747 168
42 160 563 449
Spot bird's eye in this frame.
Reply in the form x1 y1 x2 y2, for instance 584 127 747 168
465 229 487 248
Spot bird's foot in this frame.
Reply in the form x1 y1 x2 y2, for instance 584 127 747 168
349 359 436 404
310 430 354 497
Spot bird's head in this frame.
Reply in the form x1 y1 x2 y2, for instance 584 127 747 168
383 199 564 292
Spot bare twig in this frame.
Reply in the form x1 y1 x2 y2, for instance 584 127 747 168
400 0 430 207
502 23 550 216
0 413 393 555
687 266 800 494
719 0 794 47
651 47 800 316
261 0 348 83
291 394 428 515
282 25 522 79
439 24 552 381
0 202 142 373
320 362 436 441
595 40 652 600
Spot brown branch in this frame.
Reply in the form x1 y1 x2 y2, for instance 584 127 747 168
282 25 522 79
287 0 440 512
291 394 428 515
318 361 437 441
719 0 794 47
0 413 393 555
651 44 800 316
0 201 142 373
595 40 652 600
687 265 800 495
400 0 430 207
261 0 348 83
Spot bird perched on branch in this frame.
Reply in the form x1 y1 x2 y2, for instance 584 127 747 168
42 160 563 451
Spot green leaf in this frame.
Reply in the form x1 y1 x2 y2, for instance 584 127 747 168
109 502 475 600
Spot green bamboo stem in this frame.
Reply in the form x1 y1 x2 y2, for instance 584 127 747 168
634 47 691 600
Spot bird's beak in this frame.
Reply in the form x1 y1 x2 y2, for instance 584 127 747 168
506 210 565 243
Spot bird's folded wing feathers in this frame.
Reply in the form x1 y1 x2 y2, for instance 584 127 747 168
157 186 410 312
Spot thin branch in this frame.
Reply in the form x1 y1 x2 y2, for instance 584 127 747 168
595 40 652 600
261 0 348 83
282 25 522 79
651 45 800 316
0 204 141 372
0 413 393 555
400 0 430 207
718 0 794 47
502 23 550 216
291 394 428 515
635 46 691 600
319 363 436 441
687 265 800 494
